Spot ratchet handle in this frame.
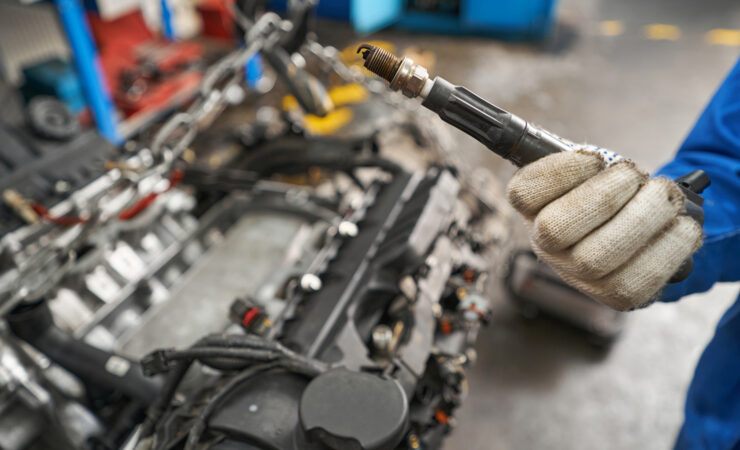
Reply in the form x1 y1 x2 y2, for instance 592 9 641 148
669 170 710 282
422 76 709 283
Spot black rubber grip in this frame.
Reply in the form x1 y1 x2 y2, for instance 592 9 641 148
422 77 572 167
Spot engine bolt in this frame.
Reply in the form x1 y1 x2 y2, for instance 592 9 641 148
465 347 478 365
408 434 421 449
337 220 358 237
372 324 394 356
300 274 322 292
54 180 71 194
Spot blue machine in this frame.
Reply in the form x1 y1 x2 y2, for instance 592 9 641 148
274 0 559 37
22 59 87 114
399 0 560 38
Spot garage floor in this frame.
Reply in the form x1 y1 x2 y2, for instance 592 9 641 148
319 0 740 448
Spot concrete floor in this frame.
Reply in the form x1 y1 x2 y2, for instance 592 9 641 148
321 0 740 449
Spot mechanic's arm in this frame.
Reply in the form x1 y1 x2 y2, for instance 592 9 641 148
505 57 740 311
657 57 740 302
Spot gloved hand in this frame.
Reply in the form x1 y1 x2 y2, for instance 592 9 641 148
506 149 703 311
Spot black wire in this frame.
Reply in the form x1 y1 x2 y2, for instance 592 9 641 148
193 334 327 374
185 155 403 192
164 347 280 362
140 334 328 442
183 356 326 450
162 347 280 372
197 333 279 350
183 362 278 450
139 336 247 438
140 361 192 438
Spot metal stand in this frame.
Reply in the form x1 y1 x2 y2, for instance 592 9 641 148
54 0 120 144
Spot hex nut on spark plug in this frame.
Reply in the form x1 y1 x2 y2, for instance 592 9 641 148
389 58 429 98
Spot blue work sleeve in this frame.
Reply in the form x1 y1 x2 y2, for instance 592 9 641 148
657 57 740 302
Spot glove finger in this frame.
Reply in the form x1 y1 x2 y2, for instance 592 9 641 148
535 216 702 311
566 177 685 280
533 161 646 252
506 150 604 217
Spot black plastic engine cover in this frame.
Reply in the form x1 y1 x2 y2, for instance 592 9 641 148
299 368 408 450
208 370 321 450
208 368 409 450
279 168 459 364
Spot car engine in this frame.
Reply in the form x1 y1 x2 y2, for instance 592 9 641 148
0 10 511 450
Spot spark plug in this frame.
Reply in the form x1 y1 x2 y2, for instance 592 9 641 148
358 44 573 167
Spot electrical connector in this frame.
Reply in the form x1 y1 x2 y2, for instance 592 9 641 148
141 349 175 376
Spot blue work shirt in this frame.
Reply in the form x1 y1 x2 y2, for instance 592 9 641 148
657 56 740 449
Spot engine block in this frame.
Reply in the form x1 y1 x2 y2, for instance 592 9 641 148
0 28 504 449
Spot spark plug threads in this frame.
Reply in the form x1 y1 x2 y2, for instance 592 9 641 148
357 44 402 82
357 44 431 98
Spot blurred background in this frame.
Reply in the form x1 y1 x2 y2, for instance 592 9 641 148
1 0 739 449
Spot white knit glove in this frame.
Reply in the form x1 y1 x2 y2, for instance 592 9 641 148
506 149 703 311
